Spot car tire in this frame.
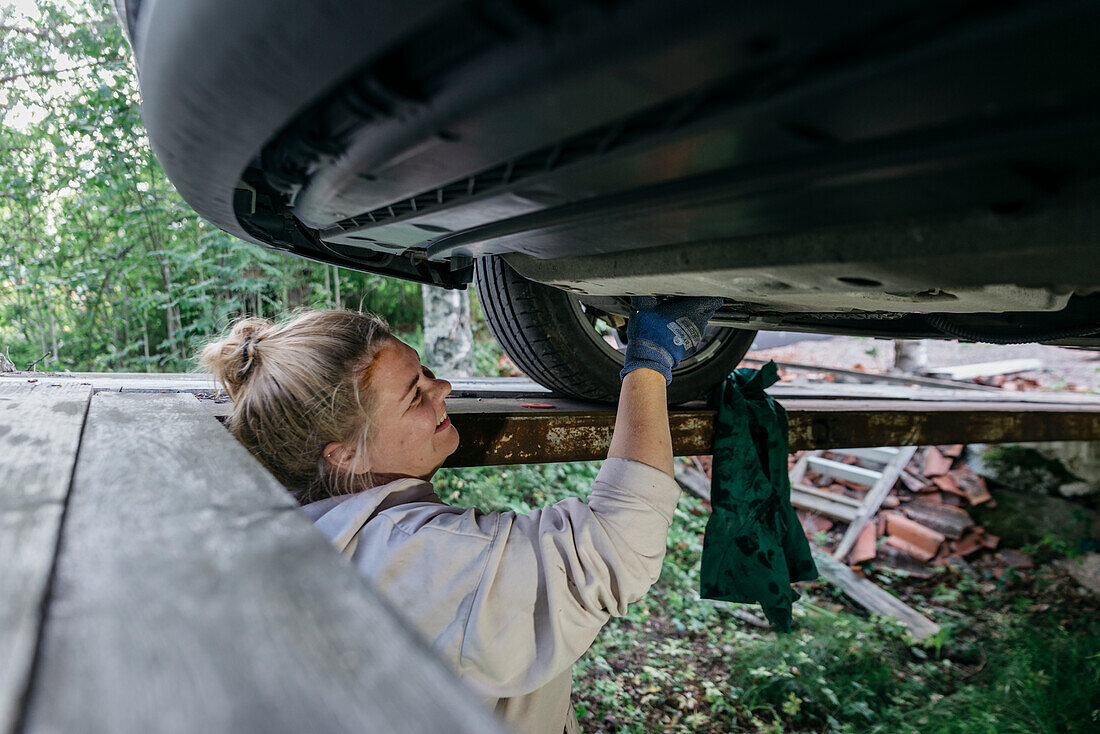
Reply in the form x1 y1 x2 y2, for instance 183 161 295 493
474 255 756 403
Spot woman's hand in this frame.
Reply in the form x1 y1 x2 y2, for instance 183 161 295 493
609 296 723 477
619 297 723 384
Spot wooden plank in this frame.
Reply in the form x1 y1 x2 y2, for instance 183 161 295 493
789 489 861 522
0 372 219 394
926 358 1043 380
792 483 864 508
768 381 1100 404
805 456 882 485
0 382 91 734
788 452 811 484
20 393 505 734
840 446 899 465
833 446 918 561
740 357 1003 392
11 373 1100 404
0 373 550 398
673 463 711 501
811 547 940 641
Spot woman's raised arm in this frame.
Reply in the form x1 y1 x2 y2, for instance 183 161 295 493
607 296 723 477
607 368 674 476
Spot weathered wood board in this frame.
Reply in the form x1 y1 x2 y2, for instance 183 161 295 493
811 548 940 641
0 382 91 734
0 372 551 398
19 392 504 734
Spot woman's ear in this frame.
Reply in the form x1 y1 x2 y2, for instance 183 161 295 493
323 441 370 475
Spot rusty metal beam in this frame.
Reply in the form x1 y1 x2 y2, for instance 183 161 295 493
445 396 1100 467
9 373 1098 468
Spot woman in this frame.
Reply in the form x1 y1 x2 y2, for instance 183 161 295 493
201 297 720 734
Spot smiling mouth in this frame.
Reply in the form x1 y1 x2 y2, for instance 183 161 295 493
435 411 450 432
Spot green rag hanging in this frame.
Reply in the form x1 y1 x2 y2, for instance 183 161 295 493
700 361 819 632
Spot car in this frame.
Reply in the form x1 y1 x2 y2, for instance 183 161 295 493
117 0 1100 402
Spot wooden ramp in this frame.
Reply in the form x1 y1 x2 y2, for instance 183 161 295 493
3 371 1099 677
0 382 505 734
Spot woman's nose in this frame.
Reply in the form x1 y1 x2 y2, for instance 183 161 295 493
434 377 452 401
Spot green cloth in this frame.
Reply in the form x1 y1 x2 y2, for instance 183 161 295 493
700 361 818 632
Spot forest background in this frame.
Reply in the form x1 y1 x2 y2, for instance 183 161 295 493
0 0 494 376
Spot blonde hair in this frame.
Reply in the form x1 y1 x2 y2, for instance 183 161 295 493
200 309 392 504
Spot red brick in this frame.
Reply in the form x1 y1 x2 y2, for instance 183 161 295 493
885 535 937 563
899 469 932 492
901 501 973 540
955 465 992 505
885 512 945 559
877 544 938 577
798 512 833 537
950 529 984 557
848 523 879 564
923 447 954 477
933 473 966 496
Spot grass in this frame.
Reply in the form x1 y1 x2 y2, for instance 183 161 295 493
436 461 1100 733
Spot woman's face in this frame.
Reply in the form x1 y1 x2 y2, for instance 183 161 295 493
359 339 459 480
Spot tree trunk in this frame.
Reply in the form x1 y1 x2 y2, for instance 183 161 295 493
421 285 472 377
286 267 311 309
48 300 58 368
893 340 928 374
142 320 151 373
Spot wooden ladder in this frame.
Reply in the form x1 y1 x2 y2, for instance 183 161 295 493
790 445 918 561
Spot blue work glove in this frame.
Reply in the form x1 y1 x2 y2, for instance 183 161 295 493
620 296 724 384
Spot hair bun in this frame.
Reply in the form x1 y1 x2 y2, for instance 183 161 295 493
200 317 272 398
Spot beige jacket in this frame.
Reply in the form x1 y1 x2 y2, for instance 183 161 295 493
301 458 681 734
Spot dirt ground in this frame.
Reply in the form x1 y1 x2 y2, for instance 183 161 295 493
746 336 1100 392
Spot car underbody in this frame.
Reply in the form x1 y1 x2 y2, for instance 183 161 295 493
502 186 1100 346
124 0 1100 397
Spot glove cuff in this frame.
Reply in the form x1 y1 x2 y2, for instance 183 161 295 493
620 339 675 385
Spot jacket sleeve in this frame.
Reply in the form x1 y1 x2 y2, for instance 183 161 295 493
453 457 681 697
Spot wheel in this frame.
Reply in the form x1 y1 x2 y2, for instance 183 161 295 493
474 255 756 403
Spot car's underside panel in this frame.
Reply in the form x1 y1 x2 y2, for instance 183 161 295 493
500 186 1100 346
137 0 1100 342
283 0 1100 284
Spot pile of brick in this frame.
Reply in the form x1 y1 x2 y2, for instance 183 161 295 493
794 445 1015 575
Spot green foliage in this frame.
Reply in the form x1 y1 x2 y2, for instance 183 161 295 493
0 0 427 373
434 461 602 513
469 290 508 376
868 617 1100 734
